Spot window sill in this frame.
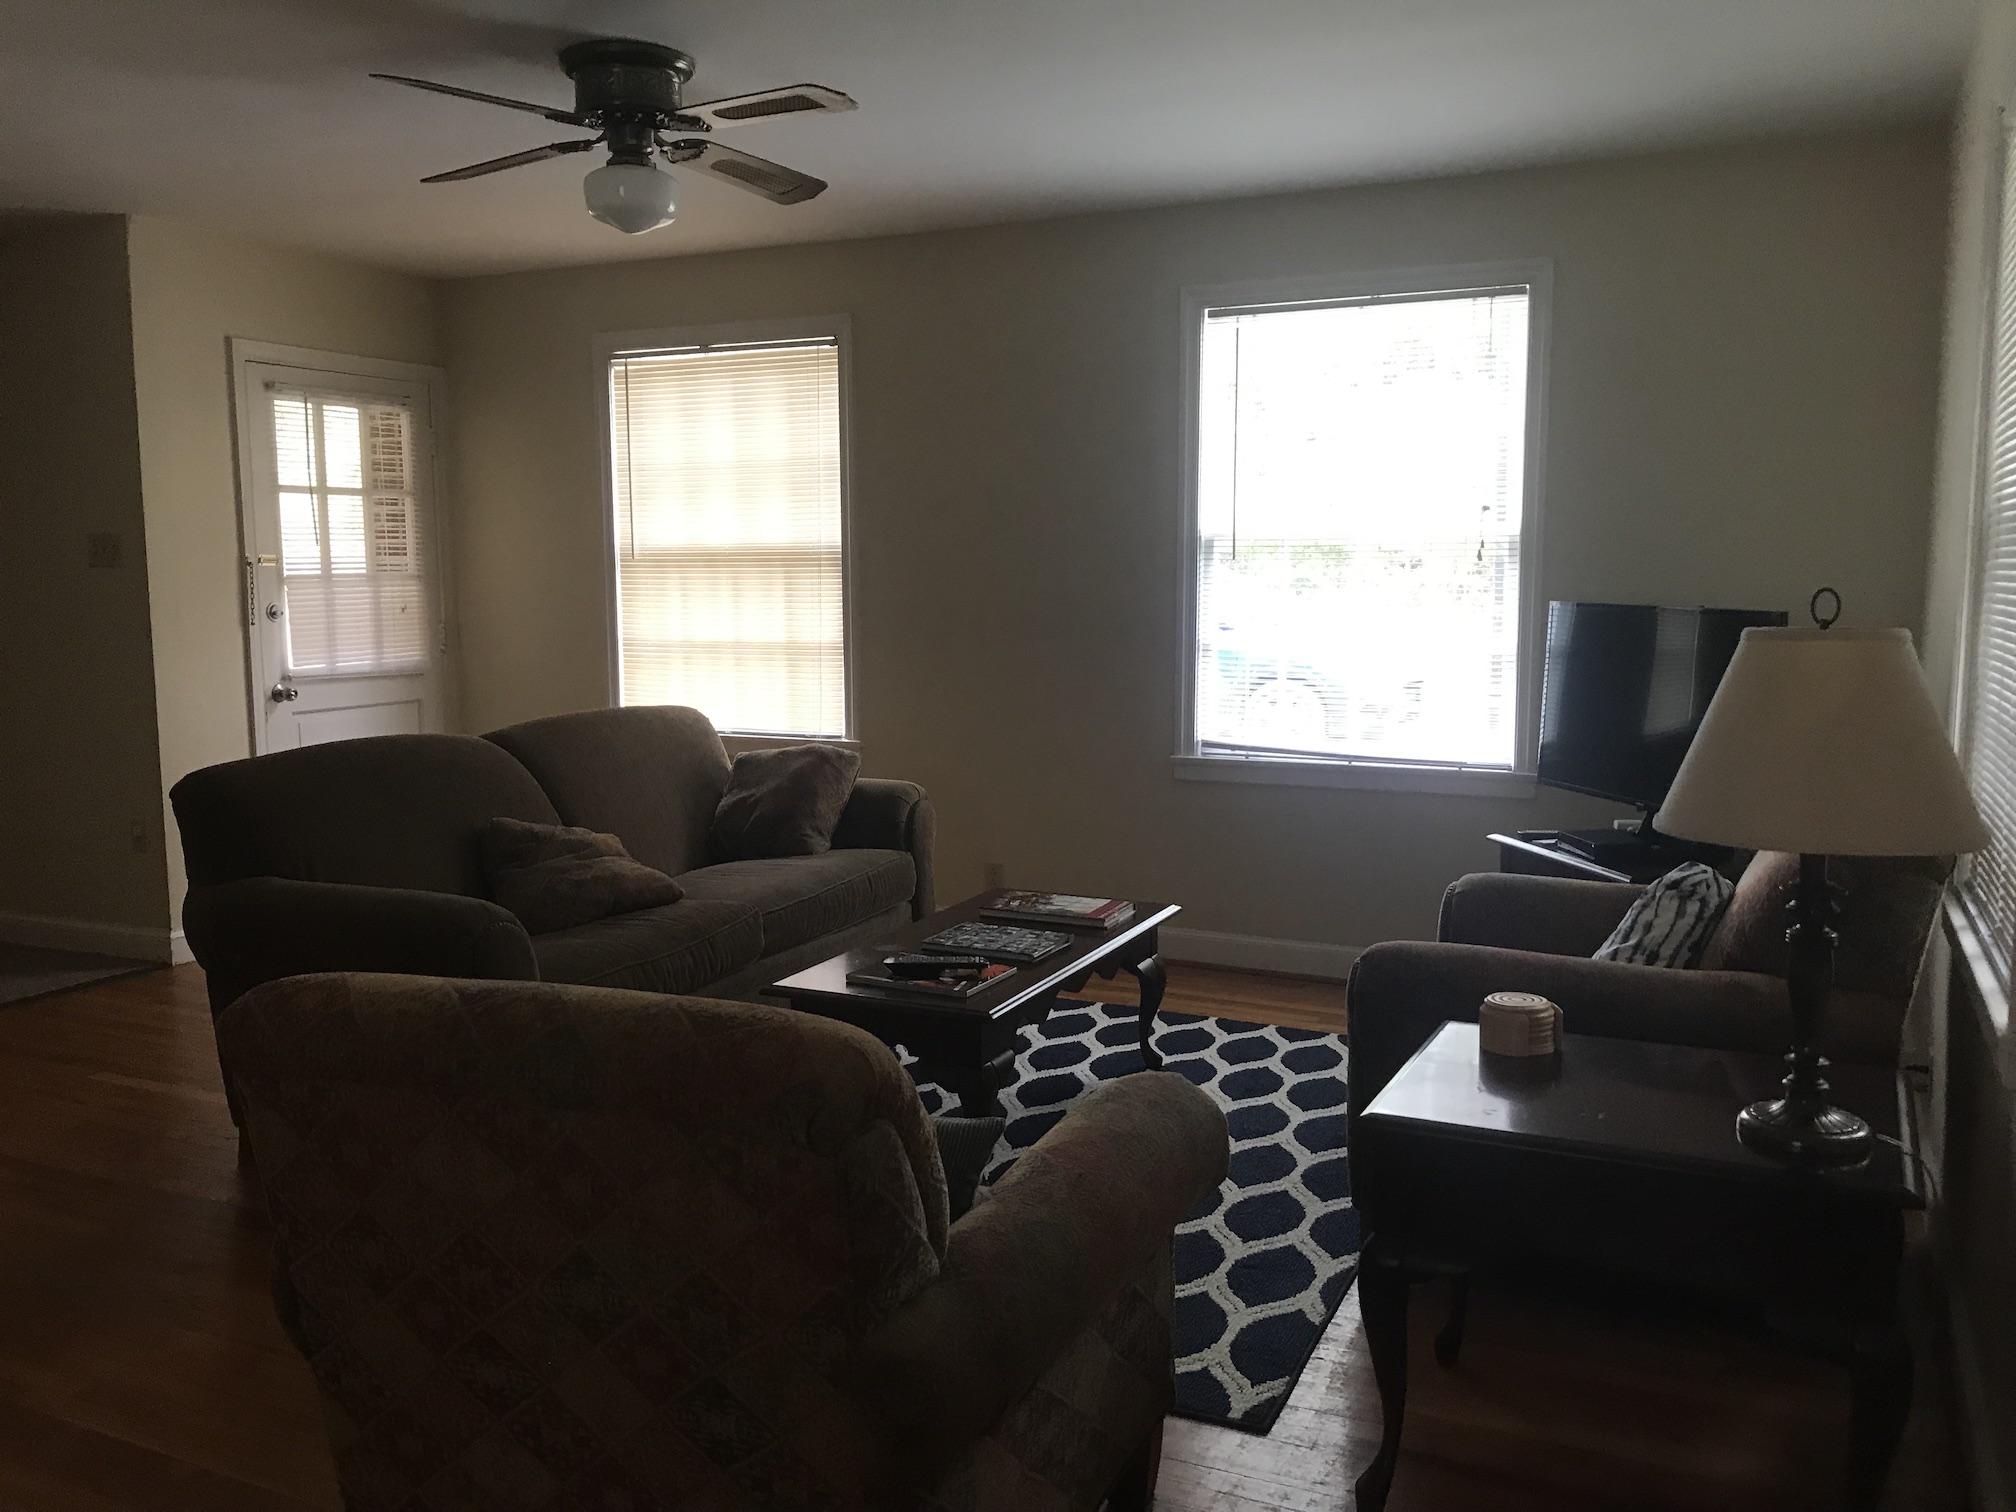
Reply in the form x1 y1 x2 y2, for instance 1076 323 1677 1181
719 731 859 755
1172 752 1537 797
1941 895 2016 1090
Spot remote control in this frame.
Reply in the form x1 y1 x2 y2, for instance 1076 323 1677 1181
884 953 988 978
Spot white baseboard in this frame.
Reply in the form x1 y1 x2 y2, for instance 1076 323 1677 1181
1161 926 1360 981
0 909 183 966
1946 1277 2013 1512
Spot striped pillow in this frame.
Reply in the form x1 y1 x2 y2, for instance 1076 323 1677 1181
1593 862 1735 968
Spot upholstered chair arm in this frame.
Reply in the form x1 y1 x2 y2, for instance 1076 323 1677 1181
184 877 537 1020
831 778 936 916
1438 872 1645 955
850 1072 1228 1484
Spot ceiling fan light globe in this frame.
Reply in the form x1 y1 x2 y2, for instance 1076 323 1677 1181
583 161 676 233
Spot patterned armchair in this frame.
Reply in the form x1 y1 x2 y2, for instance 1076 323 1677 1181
219 973 1229 1511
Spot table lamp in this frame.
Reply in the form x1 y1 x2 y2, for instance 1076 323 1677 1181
1654 592 1988 1161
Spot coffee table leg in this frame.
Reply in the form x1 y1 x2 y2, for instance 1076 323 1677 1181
1124 953 1166 1070
932 1047 1015 1118
1355 1238 1411 1512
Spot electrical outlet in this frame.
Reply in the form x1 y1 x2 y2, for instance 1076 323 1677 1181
982 860 1006 890
129 821 150 854
86 531 122 569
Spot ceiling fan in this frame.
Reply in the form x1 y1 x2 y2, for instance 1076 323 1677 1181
373 39 855 235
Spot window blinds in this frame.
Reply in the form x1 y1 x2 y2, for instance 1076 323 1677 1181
1958 127 2016 985
270 387 427 675
1193 288 1531 766
609 339 846 738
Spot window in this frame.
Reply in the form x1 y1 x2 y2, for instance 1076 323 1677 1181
1957 125 2016 987
268 385 428 674
1179 269 1546 783
604 326 849 739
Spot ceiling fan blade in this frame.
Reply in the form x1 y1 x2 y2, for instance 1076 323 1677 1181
680 83 856 129
664 140 828 204
371 72 588 126
421 138 599 183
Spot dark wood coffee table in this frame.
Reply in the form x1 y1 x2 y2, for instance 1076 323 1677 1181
763 891 1178 1116
1351 1022 1923 1512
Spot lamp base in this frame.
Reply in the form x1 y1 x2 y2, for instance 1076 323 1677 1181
1736 1096 1872 1162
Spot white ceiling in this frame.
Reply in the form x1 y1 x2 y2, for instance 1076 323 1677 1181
0 0 1975 276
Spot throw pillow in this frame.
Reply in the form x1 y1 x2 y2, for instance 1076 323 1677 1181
481 817 685 934
931 1114 1005 1221
711 743 862 860
1699 851 1952 996
1698 851 1952 1063
1592 862 1735 968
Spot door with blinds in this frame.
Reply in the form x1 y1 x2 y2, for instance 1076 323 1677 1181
234 350 447 752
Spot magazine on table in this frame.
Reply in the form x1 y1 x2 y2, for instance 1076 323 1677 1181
980 891 1136 929
921 921 1074 963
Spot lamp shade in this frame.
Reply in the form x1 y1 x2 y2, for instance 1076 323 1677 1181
1654 627 1989 856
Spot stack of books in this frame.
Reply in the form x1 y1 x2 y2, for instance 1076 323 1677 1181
982 891 1135 929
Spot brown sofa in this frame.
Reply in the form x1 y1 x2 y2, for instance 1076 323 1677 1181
1344 856 1948 1152
172 706 935 1117
219 972 1230 1511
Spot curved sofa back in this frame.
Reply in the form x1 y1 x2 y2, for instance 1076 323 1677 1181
172 733 560 897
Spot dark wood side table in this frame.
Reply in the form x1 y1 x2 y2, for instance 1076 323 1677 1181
764 891 1178 1116
1351 1023 1922 1512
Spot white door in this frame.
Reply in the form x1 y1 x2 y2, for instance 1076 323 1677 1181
234 349 448 751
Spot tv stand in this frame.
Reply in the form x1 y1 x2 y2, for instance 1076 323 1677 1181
1488 830 1702 886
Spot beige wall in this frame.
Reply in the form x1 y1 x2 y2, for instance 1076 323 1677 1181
444 126 1948 950
124 217 443 918
0 216 167 933
1919 0 2016 1497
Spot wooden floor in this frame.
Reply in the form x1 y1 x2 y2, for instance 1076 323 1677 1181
0 962 1968 1511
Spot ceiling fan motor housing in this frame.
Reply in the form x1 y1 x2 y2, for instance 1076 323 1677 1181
559 39 695 120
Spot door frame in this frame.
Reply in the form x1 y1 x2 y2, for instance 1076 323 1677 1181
227 339 456 753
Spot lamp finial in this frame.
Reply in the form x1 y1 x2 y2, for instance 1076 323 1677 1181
1809 586 1841 630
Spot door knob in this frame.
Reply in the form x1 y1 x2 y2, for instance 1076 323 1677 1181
270 681 300 703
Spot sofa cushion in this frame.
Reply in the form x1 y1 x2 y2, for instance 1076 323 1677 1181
1697 851 1952 1066
530 898 762 995
484 706 730 878
676 850 917 955
481 818 684 934
1700 852 1950 996
171 734 559 896
711 744 862 860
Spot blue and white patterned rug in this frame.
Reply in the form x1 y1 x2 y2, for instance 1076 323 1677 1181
910 1002 1359 1433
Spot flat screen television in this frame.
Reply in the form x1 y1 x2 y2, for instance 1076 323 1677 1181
1537 601 1789 813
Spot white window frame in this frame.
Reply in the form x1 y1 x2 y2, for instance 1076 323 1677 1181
1172 261 1552 796
1946 111 2016 1062
592 315 857 748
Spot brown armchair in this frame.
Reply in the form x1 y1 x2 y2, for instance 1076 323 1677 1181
1345 853 1950 1149
218 973 1228 1512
